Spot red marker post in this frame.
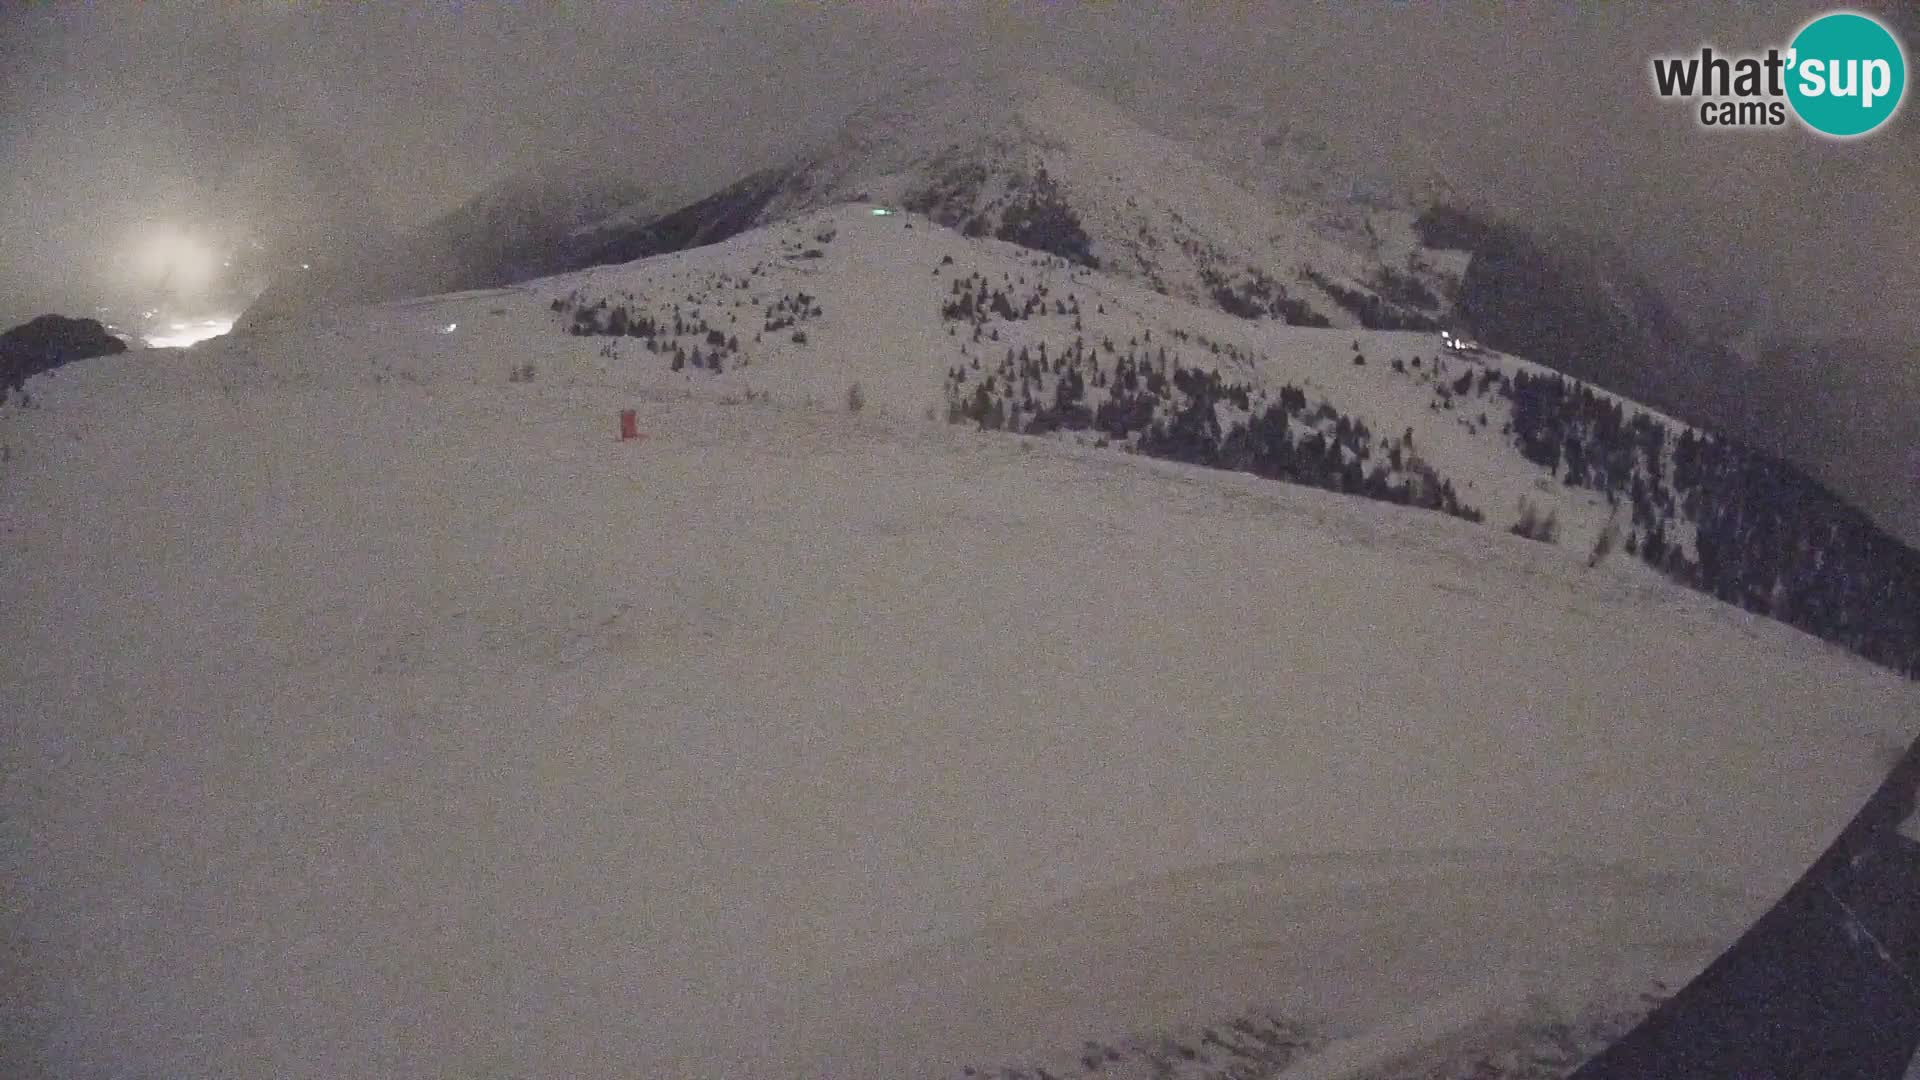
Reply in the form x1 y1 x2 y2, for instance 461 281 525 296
619 409 639 440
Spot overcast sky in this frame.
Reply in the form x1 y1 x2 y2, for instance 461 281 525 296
2 1 1914 533
4 2 1915 330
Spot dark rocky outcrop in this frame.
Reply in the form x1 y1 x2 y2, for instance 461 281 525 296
1 314 128 393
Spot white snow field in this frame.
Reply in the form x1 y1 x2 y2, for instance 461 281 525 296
4 207 1918 1079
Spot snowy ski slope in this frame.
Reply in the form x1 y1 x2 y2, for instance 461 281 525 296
3 205 1916 1079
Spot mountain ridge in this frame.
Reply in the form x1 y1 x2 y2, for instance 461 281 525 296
224 76 1920 665
223 201 1920 679
244 74 1461 336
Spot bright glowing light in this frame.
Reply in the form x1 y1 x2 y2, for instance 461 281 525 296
119 223 221 301
439 322 458 333
301 263 311 270
144 316 234 349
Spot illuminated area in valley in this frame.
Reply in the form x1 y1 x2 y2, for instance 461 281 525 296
101 222 266 348
142 315 236 348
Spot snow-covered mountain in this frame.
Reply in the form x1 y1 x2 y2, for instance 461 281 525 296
509 204 1920 680
249 75 1465 340
205 197 1920 687
602 74 1463 334
217 198 1920 684
236 74 1911 563
249 73 1908 552
12 112 1920 1077
7 201 1920 1079
222 205 1599 550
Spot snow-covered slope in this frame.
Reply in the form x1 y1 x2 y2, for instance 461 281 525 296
524 206 1920 681
6 205 1918 1079
376 204 1689 564
219 203 1920 674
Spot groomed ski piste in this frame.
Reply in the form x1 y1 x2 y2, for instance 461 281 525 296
4 204 1918 1078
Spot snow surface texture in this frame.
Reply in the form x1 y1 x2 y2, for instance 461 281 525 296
4 205 1918 1079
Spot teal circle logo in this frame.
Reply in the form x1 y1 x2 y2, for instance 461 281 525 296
1786 11 1906 137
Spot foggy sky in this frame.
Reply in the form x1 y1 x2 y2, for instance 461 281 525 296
1 1 1914 535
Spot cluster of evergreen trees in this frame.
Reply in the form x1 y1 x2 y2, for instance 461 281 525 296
991 168 1098 268
1201 266 1331 327
1368 265 1444 312
904 163 1098 268
940 270 1084 325
761 291 821 334
1394 352 1505 433
548 290 746 373
1674 432 1920 677
1499 368 1920 677
1174 374 1483 524
943 333 1483 526
1299 268 1443 332
900 161 990 224
1411 203 1495 251
945 336 1103 434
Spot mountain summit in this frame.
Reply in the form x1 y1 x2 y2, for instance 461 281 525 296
580 73 1466 332
246 76 1463 337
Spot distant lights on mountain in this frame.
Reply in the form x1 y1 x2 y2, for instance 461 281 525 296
143 315 234 348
